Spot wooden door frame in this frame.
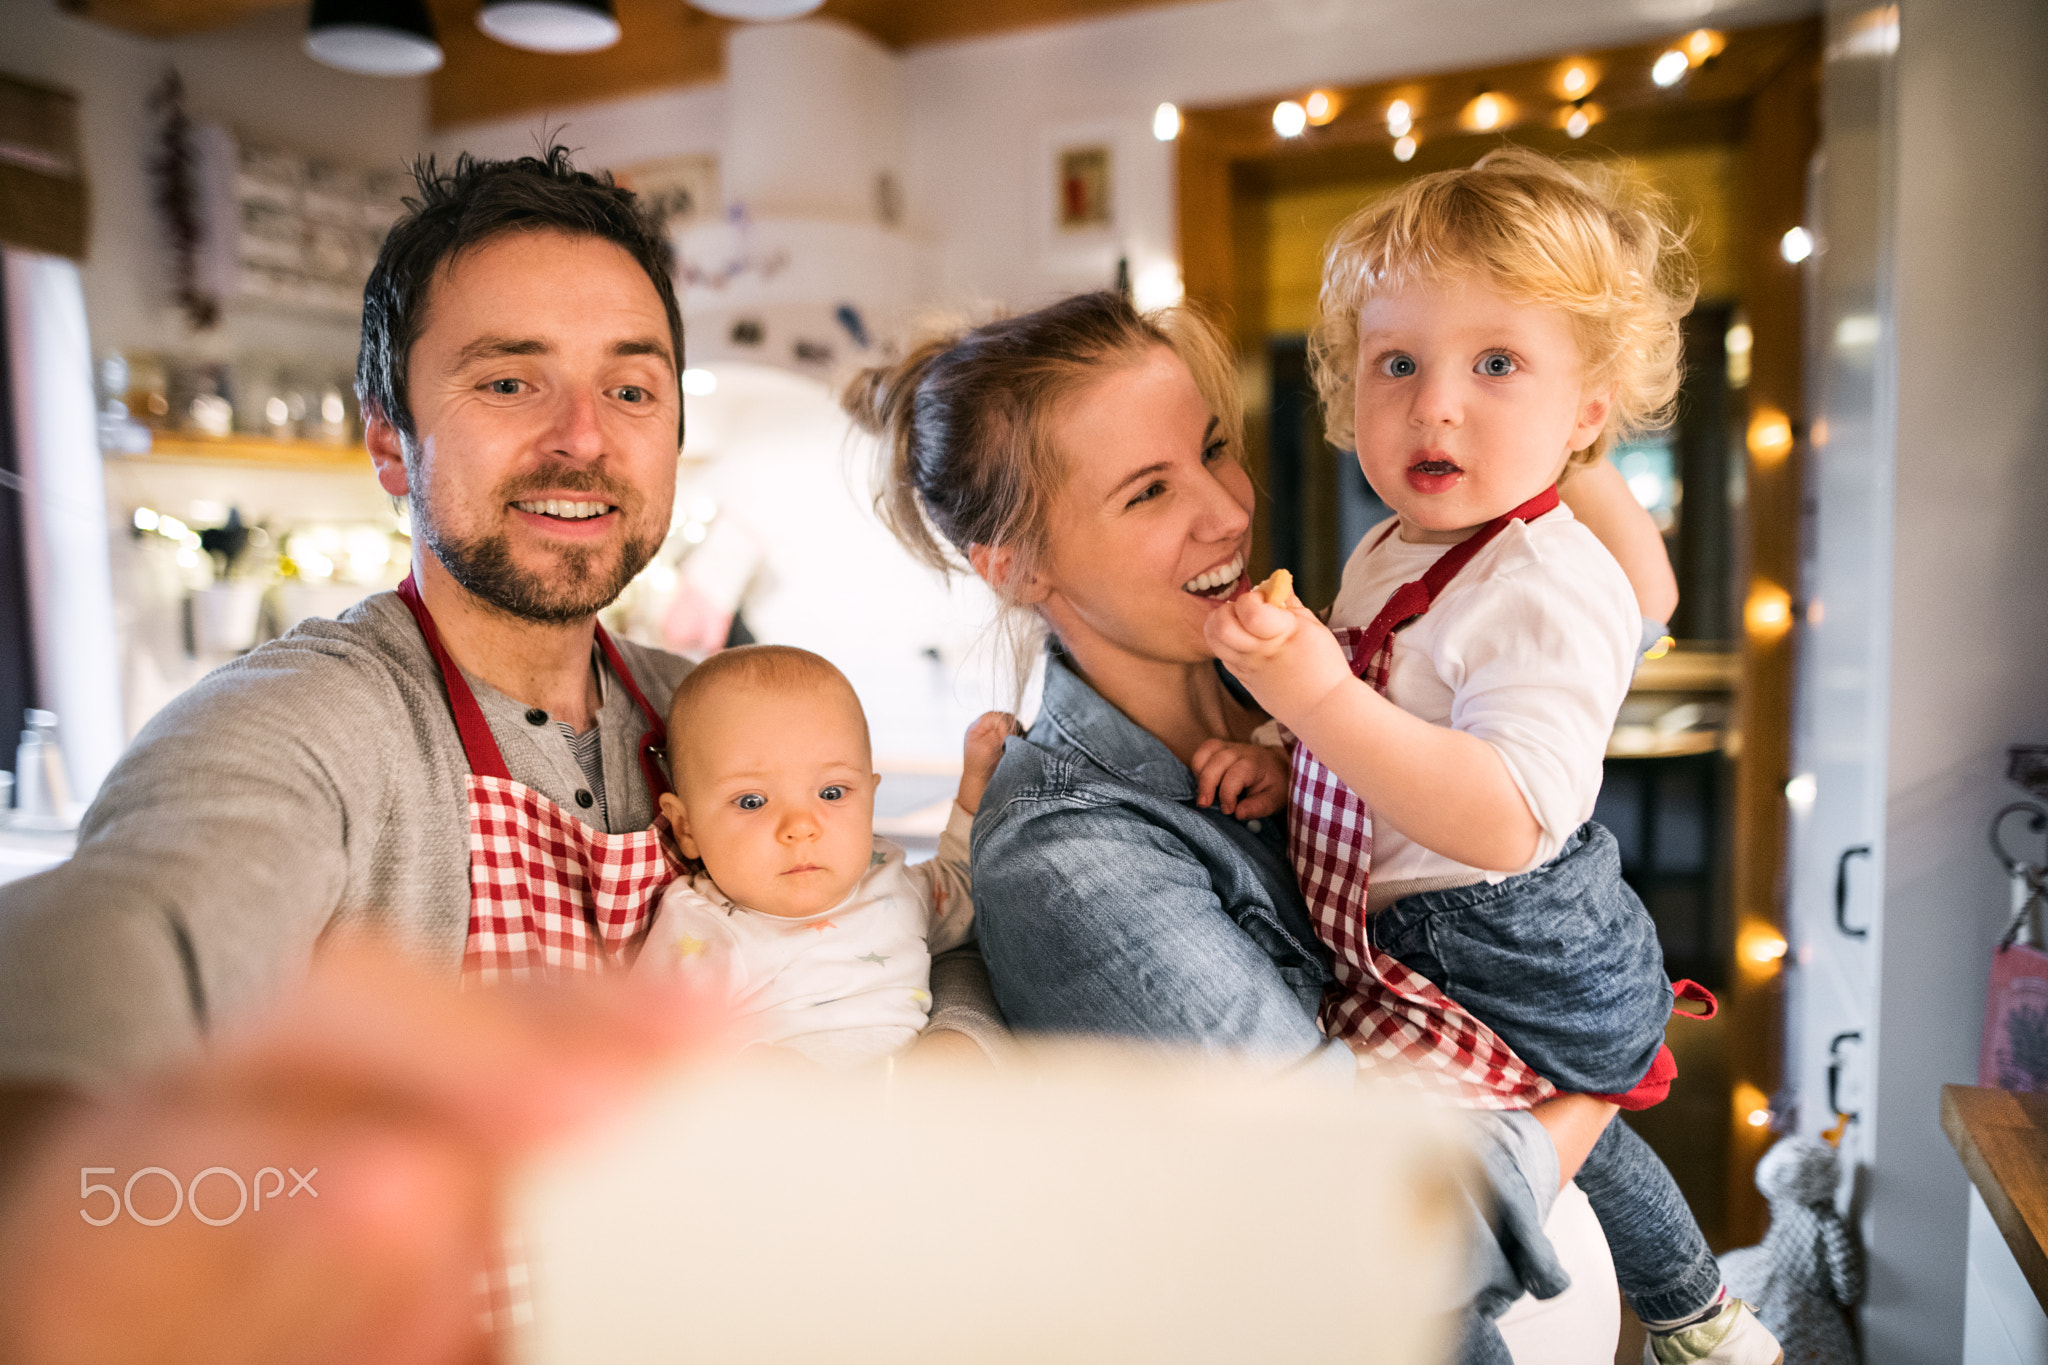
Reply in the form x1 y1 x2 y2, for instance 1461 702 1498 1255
1176 17 1821 1245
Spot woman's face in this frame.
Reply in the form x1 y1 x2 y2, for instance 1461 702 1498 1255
1030 346 1254 666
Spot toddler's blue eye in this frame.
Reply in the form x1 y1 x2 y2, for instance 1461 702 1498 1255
1478 354 1516 377
1382 354 1416 378
819 785 846 801
736 793 766 811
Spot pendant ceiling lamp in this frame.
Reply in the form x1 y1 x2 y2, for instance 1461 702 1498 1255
476 0 622 53
304 0 444 75
686 0 825 19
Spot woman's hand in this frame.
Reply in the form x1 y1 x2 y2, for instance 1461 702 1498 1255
1203 591 1353 730
1190 739 1288 818
956 711 1023 815
900 1026 995 1071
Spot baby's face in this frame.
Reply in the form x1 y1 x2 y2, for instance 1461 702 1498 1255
663 682 879 919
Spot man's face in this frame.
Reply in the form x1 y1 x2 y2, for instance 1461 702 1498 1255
372 228 681 622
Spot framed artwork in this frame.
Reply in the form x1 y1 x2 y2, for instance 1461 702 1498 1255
1057 144 1113 231
615 154 720 234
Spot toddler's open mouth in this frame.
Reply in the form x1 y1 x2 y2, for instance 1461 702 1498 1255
1406 454 1464 494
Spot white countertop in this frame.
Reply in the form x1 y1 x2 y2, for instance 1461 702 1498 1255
0 824 77 885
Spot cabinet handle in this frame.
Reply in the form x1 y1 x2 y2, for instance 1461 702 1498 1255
1835 845 1872 940
1828 1030 1863 1122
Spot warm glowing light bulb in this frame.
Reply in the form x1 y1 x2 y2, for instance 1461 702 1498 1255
1781 226 1815 263
1566 108 1591 139
681 368 719 396
1152 102 1181 142
1725 321 1754 356
1748 407 1795 463
1273 100 1308 138
1304 90 1339 125
1652 49 1690 87
1748 933 1789 964
133 507 160 532
1785 773 1817 808
1393 135 1417 163
1685 28 1725 62
1470 92 1502 130
1386 99 1412 136
1562 66 1588 95
1747 1108 1773 1128
1745 580 1794 641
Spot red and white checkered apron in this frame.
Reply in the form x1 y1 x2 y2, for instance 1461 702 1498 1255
1288 488 1561 1110
396 575 680 987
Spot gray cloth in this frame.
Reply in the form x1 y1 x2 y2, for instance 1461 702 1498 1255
0 590 1006 1088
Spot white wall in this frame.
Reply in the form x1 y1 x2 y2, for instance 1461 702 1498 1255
1861 0 2048 1358
440 0 1823 317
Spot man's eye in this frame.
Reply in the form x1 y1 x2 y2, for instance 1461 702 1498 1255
616 385 647 403
488 379 523 395
819 785 846 801
735 794 766 811
1381 354 1417 378
1477 353 1516 377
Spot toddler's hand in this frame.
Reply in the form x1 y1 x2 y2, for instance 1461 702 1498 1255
1189 739 1288 819
956 711 1022 814
1203 591 1354 728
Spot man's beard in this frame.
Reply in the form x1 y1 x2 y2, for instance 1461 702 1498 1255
413 468 665 625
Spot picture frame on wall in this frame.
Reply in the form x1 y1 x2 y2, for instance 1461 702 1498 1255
1039 120 1120 274
615 154 721 235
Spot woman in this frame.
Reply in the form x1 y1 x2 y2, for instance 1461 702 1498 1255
846 291 1674 1359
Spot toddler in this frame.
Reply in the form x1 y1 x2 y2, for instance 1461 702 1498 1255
1203 150 1778 1365
636 644 1013 1069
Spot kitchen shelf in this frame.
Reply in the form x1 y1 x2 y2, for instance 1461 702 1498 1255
114 432 371 472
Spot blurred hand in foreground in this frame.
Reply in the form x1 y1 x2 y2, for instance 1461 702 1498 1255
0 948 721 1365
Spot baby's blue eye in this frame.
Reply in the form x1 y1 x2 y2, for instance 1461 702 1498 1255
736 793 766 811
1381 354 1416 378
819 785 846 801
1478 353 1516 377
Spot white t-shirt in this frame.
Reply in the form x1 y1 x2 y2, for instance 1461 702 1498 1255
1325 506 1638 884
635 806 976 1068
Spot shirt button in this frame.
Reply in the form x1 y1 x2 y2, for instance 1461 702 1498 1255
525 708 548 726
1246 818 1264 833
575 789 595 809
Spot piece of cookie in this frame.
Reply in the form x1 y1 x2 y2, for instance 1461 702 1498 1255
1256 568 1299 609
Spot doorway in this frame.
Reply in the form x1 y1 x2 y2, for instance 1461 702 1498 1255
1177 18 1820 1251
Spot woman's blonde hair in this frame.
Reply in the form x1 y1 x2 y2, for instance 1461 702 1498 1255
1310 146 1697 468
843 291 1242 690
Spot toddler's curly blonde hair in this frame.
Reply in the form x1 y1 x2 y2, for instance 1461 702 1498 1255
1310 146 1697 469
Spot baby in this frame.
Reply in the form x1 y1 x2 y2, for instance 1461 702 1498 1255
636 644 1014 1069
1203 150 1777 1365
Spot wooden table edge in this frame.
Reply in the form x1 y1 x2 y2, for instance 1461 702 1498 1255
1941 1083 2048 1312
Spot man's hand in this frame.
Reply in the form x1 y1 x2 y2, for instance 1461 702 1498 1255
1203 590 1354 730
0 947 722 1365
1189 739 1288 819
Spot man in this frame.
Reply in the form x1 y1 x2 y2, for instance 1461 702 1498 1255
0 149 1000 1361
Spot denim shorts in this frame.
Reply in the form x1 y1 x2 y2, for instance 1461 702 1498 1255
1367 822 1671 1096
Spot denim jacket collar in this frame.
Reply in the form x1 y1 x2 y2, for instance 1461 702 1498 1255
1034 648 1199 802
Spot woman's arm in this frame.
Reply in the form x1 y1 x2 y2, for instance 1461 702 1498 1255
1558 458 1678 625
1529 1094 1620 1188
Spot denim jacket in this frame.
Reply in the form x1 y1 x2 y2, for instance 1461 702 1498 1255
970 647 1569 1324
970 647 1340 1067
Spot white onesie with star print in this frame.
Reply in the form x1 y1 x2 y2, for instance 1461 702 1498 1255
634 805 976 1069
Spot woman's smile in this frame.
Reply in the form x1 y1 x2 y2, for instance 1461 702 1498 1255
1182 552 1247 600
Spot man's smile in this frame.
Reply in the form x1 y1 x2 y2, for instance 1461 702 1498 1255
511 499 615 521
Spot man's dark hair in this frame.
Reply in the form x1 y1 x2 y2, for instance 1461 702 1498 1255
356 145 684 444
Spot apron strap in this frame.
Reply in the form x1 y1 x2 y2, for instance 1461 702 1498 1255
593 624 674 801
1350 485 1561 679
396 574 513 781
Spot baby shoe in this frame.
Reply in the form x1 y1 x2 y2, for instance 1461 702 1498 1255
1642 1299 1784 1365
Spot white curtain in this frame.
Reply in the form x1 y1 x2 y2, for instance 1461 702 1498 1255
4 246 122 808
